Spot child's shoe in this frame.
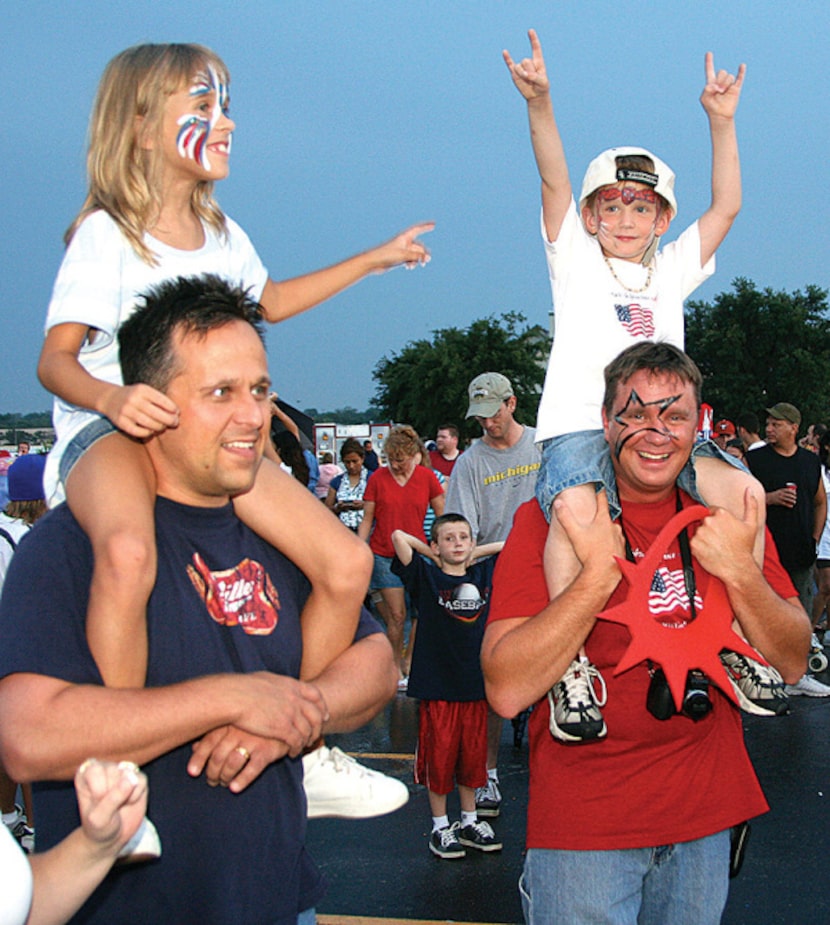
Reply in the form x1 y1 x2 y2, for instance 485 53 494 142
117 816 162 864
303 744 409 818
720 651 790 716
429 822 466 859
474 777 502 818
457 819 503 852
4 804 34 853
547 657 607 742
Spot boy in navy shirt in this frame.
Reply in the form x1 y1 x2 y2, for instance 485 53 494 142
392 515 503 859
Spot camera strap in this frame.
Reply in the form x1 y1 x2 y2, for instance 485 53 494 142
619 488 697 621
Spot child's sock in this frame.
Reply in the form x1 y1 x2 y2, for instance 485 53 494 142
461 810 477 828
487 768 499 784
432 814 449 832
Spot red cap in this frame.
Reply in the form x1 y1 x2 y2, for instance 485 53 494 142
713 419 736 437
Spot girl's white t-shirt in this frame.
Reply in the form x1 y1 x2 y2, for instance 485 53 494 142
43 210 269 505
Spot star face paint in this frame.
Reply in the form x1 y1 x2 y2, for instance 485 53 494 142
611 389 685 460
176 65 231 171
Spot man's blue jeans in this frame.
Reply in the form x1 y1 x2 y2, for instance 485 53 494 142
520 831 730 925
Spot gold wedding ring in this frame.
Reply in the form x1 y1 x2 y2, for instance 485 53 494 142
234 746 251 761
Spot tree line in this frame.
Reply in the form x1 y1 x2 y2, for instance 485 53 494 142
373 280 830 437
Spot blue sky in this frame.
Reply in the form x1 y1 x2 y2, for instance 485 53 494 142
4 0 828 416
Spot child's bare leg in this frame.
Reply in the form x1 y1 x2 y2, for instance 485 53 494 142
66 433 156 688
695 457 766 567
458 784 477 815
544 484 599 663
233 459 372 681
428 789 448 819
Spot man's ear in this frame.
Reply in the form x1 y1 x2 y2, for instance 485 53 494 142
601 404 611 441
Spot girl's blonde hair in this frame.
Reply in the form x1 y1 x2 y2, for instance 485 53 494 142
66 43 230 265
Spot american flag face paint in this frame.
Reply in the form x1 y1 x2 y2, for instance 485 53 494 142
176 65 231 171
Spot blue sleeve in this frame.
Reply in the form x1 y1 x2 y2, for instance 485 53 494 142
0 508 100 684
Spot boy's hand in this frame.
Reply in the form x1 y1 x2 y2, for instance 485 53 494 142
101 383 180 439
503 29 550 101
700 52 746 120
75 758 149 854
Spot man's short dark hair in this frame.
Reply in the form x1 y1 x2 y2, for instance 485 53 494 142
119 274 265 391
603 341 703 414
430 512 472 543
735 412 760 435
437 423 459 439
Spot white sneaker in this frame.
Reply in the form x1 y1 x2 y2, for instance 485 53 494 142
785 674 830 697
303 745 409 819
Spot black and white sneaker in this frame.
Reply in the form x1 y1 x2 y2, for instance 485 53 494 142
457 819 503 852
548 657 607 743
429 822 466 859
5 805 34 853
720 651 790 716
474 778 502 818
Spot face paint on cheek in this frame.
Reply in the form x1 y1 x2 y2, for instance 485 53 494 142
177 65 231 170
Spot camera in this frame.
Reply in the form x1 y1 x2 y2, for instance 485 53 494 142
647 667 712 721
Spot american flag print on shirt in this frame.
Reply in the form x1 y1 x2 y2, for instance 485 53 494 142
649 567 704 627
615 302 655 338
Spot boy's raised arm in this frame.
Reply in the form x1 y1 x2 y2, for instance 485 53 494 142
698 52 746 265
391 529 434 567
503 29 572 243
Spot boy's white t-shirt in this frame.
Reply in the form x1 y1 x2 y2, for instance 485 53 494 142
43 209 269 505
535 200 714 443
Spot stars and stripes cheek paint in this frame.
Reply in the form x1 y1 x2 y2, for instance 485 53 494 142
176 65 231 171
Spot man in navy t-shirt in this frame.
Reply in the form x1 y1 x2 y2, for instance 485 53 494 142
0 275 396 925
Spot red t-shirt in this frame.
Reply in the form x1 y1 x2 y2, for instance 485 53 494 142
364 466 444 557
489 494 796 850
429 449 460 478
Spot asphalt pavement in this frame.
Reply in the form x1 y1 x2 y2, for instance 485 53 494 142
309 668 830 925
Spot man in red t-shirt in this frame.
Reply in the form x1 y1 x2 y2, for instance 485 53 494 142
482 341 810 925
429 424 462 477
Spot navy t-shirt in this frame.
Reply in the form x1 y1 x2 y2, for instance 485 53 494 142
392 553 497 701
0 497 380 925
747 444 821 572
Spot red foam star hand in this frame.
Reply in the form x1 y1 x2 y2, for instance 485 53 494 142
597 504 764 711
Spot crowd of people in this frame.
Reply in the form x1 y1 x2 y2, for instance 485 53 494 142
0 27 820 925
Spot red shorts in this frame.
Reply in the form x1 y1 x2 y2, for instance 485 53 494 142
415 699 488 794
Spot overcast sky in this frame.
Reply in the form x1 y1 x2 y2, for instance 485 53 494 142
4 0 828 416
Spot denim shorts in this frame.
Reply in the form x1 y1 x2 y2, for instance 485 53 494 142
58 416 118 489
371 554 404 591
535 430 743 522
520 830 730 925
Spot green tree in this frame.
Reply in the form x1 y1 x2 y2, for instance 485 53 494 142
372 313 550 439
685 279 830 426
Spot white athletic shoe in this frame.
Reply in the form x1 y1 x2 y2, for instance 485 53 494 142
785 674 830 697
303 745 409 819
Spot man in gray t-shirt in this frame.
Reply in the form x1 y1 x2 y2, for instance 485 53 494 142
444 372 541 816
446 373 541 544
